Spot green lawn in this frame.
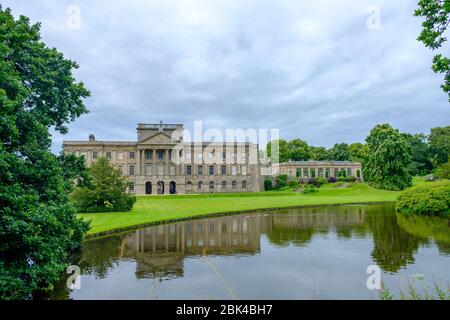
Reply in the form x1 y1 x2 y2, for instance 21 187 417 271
80 182 401 236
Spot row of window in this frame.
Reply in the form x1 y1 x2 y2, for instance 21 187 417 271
118 164 247 177
75 150 249 164
187 180 247 190
186 165 246 176
292 167 358 178
128 181 248 193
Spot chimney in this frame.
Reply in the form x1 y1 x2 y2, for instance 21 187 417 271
89 134 95 142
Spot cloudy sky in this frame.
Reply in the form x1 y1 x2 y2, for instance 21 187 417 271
4 0 449 152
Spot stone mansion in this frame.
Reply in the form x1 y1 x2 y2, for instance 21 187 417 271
63 122 363 195
63 123 261 194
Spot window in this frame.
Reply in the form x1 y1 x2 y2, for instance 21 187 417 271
221 181 227 190
209 181 214 190
129 165 135 176
198 181 203 190
117 152 123 160
221 165 227 175
129 182 135 192
146 151 153 160
106 151 112 159
129 151 135 159
186 181 192 190
232 166 237 176
186 165 192 175
158 150 164 160
232 181 237 189
209 165 214 175
222 152 226 160
241 166 247 175
92 151 98 159
242 181 247 189
198 165 203 175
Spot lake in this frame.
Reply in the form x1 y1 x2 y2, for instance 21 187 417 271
48 203 450 299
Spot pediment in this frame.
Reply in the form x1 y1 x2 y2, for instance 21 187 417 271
138 131 175 145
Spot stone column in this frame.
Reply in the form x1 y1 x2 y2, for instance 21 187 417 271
141 150 145 176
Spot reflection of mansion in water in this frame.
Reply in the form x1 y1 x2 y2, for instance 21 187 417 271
119 208 367 278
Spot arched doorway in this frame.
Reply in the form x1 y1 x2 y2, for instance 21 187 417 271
157 181 164 194
145 181 152 194
169 181 176 194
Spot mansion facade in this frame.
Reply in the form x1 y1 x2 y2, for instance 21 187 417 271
63 123 261 195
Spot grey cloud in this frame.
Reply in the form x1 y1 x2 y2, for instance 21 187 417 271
3 0 449 151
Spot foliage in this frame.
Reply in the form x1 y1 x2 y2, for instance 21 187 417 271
396 180 450 217
428 126 450 165
402 133 433 175
316 177 328 186
303 185 318 194
57 152 92 192
329 143 350 161
274 174 288 189
264 178 273 191
364 124 413 191
0 7 90 299
436 157 450 179
414 0 450 101
287 139 311 161
348 143 369 164
310 146 330 161
287 178 300 188
266 139 289 163
328 176 337 183
72 157 136 213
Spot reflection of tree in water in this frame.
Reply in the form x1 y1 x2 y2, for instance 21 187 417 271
79 236 123 278
268 226 317 247
396 213 450 255
365 205 427 273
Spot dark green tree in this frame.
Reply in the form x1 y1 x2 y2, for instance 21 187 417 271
0 7 90 299
72 157 136 213
364 124 413 191
310 146 330 161
428 126 450 165
348 143 369 164
329 143 350 161
414 0 450 101
402 133 433 175
287 139 311 161
266 139 289 163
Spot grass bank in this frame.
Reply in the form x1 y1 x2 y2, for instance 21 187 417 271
79 183 399 236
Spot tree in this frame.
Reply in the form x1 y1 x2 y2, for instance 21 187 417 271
364 124 413 191
414 0 450 101
436 156 450 179
428 126 450 165
329 143 350 161
266 139 289 163
287 139 311 161
348 143 369 164
402 133 433 175
72 157 136 213
0 7 90 299
310 146 330 161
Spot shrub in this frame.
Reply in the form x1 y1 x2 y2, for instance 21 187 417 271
435 158 450 179
337 176 346 182
264 179 273 191
317 177 328 186
288 178 300 188
328 177 337 183
275 175 288 189
72 158 136 213
344 176 357 182
303 185 318 194
307 177 319 187
396 180 450 217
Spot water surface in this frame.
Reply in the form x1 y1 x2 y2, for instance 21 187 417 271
49 204 449 299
